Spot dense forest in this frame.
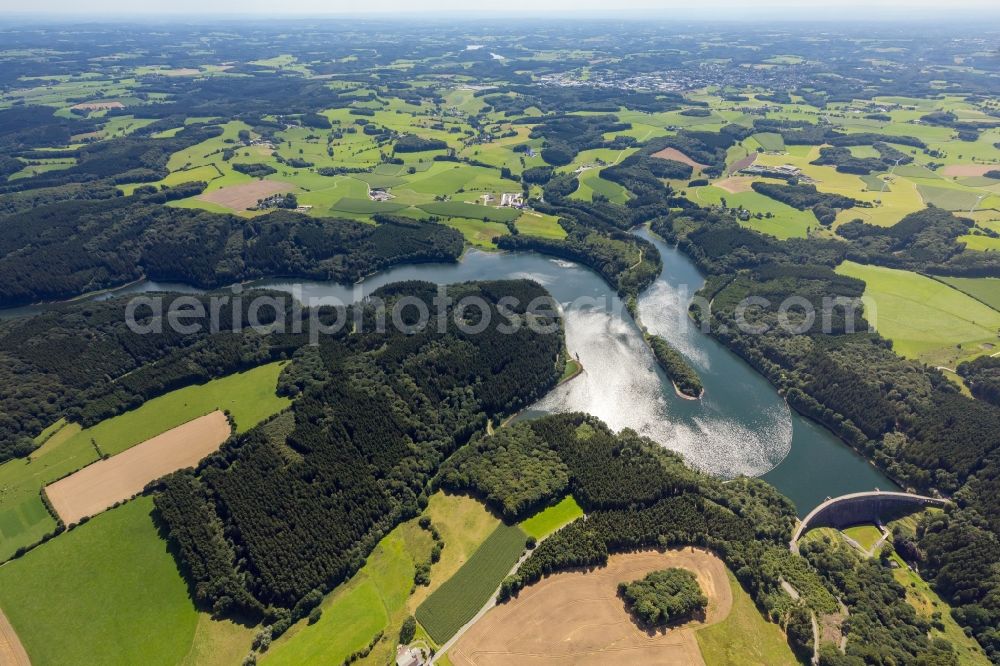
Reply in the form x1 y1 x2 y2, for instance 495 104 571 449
648 334 704 398
957 356 1000 407
0 196 463 307
154 280 564 622
618 568 707 627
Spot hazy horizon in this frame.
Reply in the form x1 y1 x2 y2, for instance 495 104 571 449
4 0 1000 21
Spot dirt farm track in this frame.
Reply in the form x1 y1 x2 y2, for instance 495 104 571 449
448 549 732 666
44 411 231 525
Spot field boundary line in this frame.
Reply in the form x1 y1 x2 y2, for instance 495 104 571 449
0 607 31 666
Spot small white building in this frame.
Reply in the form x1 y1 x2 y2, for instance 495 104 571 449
500 192 524 208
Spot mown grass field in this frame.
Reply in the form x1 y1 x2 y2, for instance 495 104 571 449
937 276 1000 311
689 184 813 239
694 570 798 666
418 201 520 223
514 211 566 239
572 168 630 204
518 495 583 539
416 523 526 644
842 524 884 552
836 261 1000 364
329 197 408 215
0 497 198 666
0 362 288 561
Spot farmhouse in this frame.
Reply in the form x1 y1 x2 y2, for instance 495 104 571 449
740 163 814 182
370 189 394 201
500 192 524 208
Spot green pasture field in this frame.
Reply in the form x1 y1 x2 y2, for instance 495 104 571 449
849 144 881 159
688 185 812 239
0 362 288 561
415 523 527 644
752 149 927 227
572 168 630 204
330 197 408 215
515 211 566 239
441 217 510 249
518 495 583 540
937 276 1000 311
749 132 785 152
417 201 520 223
73 360 289 457
835 261 1000 364
916 183 997 211
0 497 198 666
860 174 888 191
890 559 992 666
352 172 407 189
0 420 86 560
694 570 798 666
960 234 1000 252
8 158 76 180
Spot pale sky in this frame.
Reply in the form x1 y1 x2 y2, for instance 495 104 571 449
3 0 1000 19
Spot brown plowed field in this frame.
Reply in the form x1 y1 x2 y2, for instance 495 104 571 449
715 176 757 193
448 548 731 666
941 164 997 177
44 411 231 525
197 180 295 210
651 148 708 171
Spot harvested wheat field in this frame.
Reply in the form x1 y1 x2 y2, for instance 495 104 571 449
448 548 731 666
44 411 231 525
715 176 757 193
197 180 295 210
941 164 998 178
651 148 708 171
0 608 31 666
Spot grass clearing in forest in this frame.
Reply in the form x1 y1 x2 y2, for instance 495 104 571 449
441 218 509 248
518 495 583 539
514 211 566 239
